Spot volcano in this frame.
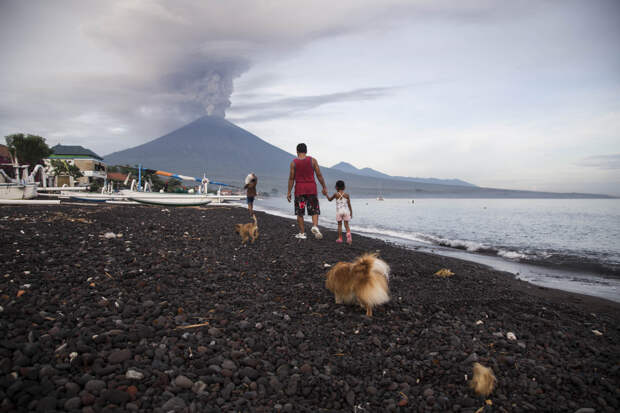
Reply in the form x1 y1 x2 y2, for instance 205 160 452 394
104 116 294 187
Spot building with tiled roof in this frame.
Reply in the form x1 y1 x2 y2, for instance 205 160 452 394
106 172 128 182
49 144 103 161
45 144 107 186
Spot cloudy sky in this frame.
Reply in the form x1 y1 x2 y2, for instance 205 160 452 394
1 0 619 195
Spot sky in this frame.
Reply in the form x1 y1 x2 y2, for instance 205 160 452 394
1 0 619 195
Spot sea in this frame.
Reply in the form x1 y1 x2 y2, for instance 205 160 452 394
254 197 620 303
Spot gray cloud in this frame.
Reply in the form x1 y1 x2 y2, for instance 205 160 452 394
3 0 449 152
577 154 620 170
228 86 398 122
1 0 617 157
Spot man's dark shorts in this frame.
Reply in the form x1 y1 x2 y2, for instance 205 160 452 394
294 194 320 216
247 196 255 204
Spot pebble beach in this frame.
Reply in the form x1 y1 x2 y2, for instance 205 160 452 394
0 204 618 412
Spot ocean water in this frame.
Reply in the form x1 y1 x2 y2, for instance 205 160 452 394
254 197 620 303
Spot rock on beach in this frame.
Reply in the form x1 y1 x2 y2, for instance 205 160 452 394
0 204 619 412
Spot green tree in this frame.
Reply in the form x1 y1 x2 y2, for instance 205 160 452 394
5 133 52 166
89 179 104 193
49 159 83 180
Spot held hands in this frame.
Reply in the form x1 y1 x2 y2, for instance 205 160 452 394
321 187 328 196
286 193 292 202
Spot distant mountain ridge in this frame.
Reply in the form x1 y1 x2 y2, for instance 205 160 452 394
331 162 476 187
103 115 612 198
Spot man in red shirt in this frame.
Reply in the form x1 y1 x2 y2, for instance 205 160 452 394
287 143 328 239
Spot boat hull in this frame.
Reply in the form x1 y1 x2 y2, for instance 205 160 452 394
0 183 37 200
128 197 212 206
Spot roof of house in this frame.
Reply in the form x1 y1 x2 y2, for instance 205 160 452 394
107 172 128 181
0 145 11 161
50 144 103 160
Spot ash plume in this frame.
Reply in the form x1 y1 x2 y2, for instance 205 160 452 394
193 69 238 118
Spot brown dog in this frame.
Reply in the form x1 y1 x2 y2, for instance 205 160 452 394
470 362 496 396
325 253 390 317
235 214 258 244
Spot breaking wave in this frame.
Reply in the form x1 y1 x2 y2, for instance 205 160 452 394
255 202 620 279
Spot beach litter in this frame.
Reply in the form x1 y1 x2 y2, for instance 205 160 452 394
592 329 603 336
175 321 210 330
507 332 517 341
434 268 454 277
126 369 145 380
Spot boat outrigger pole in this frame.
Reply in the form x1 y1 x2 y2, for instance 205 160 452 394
150 170 233 186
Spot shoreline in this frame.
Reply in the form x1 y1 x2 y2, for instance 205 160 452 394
1 204 618 412
254 198 620 304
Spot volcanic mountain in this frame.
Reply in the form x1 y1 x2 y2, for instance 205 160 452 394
104 116 611 198
104 116 293 187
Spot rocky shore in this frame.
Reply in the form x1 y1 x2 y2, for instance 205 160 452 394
1 204 618 412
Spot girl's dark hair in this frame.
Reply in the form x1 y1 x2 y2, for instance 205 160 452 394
335 180 345 190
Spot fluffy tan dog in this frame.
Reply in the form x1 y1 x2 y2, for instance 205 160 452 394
470 362 496 396
325 253 390 317
235 215 258 244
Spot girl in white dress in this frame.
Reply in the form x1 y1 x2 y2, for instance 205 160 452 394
326 180 353 244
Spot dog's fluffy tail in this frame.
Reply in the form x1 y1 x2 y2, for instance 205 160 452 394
252 214 257 226
354 254 390 308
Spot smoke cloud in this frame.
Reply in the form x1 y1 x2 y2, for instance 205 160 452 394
3 0 612 159
0 0 514 130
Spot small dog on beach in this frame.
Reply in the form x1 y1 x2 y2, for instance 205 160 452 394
470 362 496 396
325 253 390 317
235 214 259 244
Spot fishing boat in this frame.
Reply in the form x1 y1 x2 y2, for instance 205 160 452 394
60 190 126 203
121 166 244 205
0 164 38 200
0 183 37 200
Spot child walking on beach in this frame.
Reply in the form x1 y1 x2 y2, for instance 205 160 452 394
326 180 353 244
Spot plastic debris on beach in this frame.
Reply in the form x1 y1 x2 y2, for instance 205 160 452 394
434 268 454 277
592 329 603 336
475 320 484 325
103 232 117 239
323 263 332 268
506 332 517 341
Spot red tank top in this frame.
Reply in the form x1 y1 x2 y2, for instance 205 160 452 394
293 156 317 196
